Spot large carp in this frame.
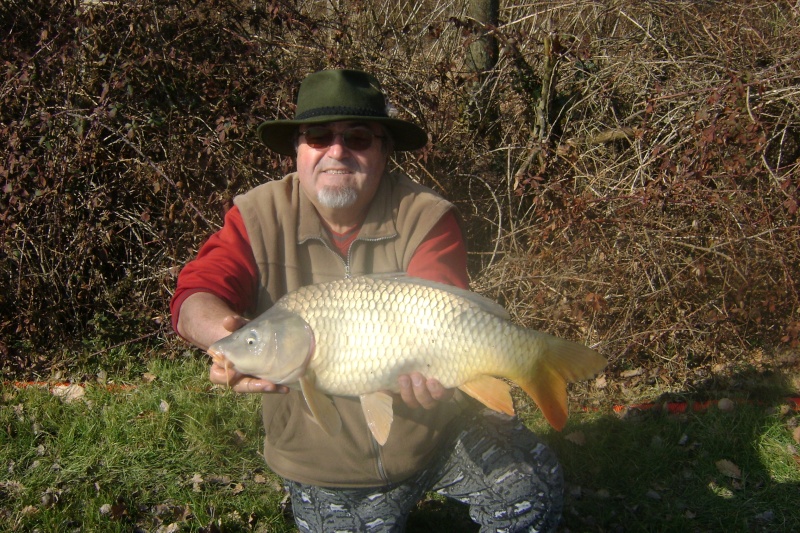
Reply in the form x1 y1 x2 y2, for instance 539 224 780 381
208 274 606 445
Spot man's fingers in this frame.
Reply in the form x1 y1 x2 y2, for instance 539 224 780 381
222 314 247 333
426 378 453 402
232 378 288 394
398 374 421 409
398 372 446 410
411 372 436 409
209 362 239 386
209 362 288 394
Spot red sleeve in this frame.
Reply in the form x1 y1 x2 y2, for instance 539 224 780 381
170 206 259 331
406 210 469 290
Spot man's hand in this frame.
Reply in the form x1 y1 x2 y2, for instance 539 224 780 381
207 313 289 394
209 361 289 394
397 372 454 409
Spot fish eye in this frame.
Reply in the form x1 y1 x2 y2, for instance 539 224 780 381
245 330 259 346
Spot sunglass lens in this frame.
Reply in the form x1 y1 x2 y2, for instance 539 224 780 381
303 128 335 149
301 127 378 150
342 129 373 150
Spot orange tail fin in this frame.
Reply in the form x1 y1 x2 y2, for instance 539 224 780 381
516 335 606 430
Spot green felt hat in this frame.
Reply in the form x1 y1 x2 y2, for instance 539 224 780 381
257 69 428 155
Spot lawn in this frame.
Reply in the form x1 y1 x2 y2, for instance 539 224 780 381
2 355 798 532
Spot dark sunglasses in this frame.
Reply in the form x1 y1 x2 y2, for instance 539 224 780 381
298 126 385 151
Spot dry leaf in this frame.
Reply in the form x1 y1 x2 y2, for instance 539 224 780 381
595 375 607 389
621 367 644 378
110 501 128 520
100 500 128 519
717 398 735 412
594 488 610 499
231 483 244 495
51 384 85 403
253 474 267 484
153 503 173 517
793 426 800 445
0 480 25 494
708 481 735 499
159 400 170 413
191 473 204 492
143 372 157 383
21 505 38 516
564 431 586 446
715 459 742 479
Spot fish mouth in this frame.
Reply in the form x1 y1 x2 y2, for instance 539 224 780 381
208 347 240 380
208 347 229 368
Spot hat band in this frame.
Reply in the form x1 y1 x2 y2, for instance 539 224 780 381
295 106 388 121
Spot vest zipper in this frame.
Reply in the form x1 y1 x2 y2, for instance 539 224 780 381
315 233 394 483
344 235 395 278
347 236 396 485
371 435 390 485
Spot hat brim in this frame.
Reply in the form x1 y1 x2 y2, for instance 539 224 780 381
257 115 428 155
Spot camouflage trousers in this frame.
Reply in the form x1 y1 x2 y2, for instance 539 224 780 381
284 410 564 533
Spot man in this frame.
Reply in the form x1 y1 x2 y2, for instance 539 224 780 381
172 69 563 532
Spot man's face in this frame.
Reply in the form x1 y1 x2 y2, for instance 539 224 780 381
295 121 389 214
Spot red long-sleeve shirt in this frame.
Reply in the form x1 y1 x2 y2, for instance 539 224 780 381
170 206 468 332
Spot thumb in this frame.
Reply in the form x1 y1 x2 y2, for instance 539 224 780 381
222 314 248 332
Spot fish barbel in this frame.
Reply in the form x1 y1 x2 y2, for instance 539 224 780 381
208 274 606 445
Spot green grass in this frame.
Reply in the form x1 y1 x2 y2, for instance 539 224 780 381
526 403 800 532
2 357 798 532
1 357 293 532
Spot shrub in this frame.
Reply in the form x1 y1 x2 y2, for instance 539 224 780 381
2 0 798 385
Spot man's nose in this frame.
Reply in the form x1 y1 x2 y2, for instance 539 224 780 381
324 134 348 157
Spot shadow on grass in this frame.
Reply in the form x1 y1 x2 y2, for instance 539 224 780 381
407 368 799 532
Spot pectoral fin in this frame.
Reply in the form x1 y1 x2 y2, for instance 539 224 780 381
458 375 515 416
299 374 342 437
359 391 394 446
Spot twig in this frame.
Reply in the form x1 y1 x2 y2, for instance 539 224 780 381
68 112 215 230
466 173 503 271
85 329 174 359
586 127 637 145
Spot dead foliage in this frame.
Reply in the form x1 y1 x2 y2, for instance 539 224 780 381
1 0 799 388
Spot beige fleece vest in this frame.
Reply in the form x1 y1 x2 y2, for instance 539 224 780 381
234 172 468 488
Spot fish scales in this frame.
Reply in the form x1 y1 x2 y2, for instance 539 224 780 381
275 276 510 395
208 274 607 443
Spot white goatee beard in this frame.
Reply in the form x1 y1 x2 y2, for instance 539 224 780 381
316 186 358 209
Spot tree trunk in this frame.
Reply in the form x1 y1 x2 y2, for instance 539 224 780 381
465 0 499 140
